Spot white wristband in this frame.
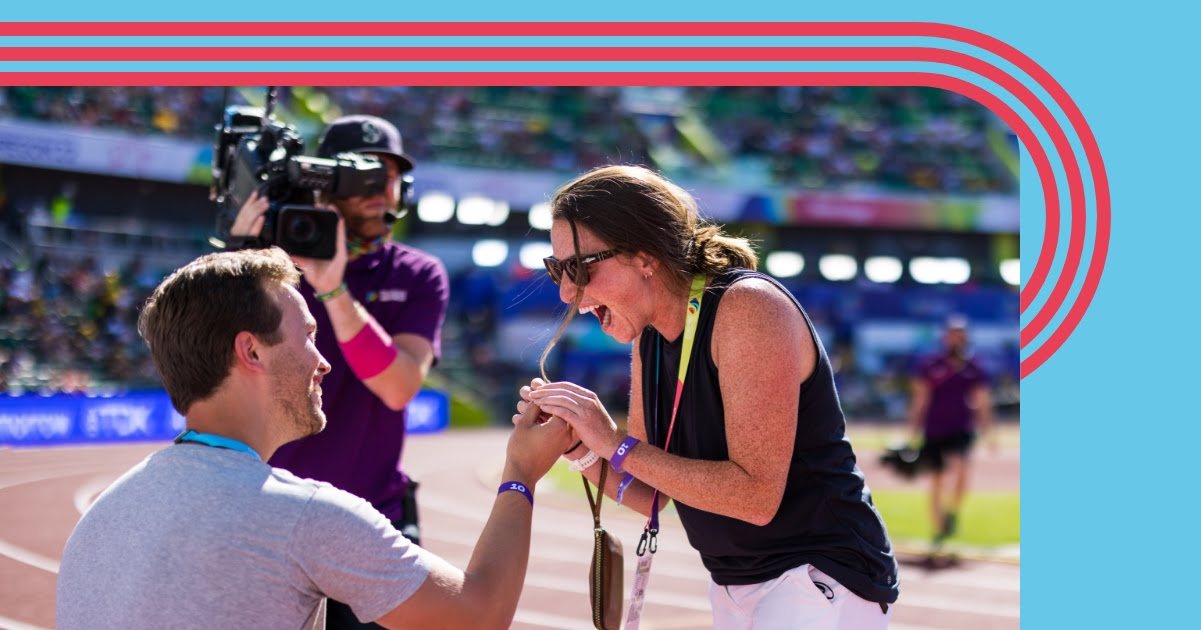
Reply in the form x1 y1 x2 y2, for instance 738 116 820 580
569 449 600 472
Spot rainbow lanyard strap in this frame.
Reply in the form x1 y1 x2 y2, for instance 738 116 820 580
347 234 387 258
639 273 706 556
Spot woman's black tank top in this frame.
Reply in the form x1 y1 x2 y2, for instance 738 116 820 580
639 268 899 603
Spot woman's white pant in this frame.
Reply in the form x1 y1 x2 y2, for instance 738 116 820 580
708 564 893 630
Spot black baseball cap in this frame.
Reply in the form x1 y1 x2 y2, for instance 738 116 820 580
317 115 415 173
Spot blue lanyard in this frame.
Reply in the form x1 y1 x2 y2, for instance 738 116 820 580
174 430 262 461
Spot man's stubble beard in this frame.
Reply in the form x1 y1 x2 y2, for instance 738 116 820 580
271 371 326 440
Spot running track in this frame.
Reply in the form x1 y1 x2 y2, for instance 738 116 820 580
0 428 1019 629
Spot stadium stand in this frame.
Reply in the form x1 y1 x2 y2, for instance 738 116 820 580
0 86 1019 420
1 86 1016 194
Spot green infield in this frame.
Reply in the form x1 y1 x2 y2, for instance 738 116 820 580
871 488 1020 547
545 462 1018 550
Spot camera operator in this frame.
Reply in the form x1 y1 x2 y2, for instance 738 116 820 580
228 114 449 630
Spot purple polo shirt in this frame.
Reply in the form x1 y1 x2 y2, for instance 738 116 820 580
916 354 990 440
269 241 449 522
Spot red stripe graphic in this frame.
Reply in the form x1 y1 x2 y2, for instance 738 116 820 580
0 44 1075 350
0 22 1108 379
0 22 997 37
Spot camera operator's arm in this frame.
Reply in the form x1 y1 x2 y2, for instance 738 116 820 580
295 218 431 411
320 293 433 411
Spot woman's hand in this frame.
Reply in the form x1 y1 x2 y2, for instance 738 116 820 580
516 378 552 422
527 381 622 458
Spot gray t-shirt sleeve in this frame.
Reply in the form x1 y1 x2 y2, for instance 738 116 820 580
290 485 433 623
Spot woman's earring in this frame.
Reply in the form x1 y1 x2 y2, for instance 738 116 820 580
644 271 653 280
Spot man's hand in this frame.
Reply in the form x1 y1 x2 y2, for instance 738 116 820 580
505 401 573 484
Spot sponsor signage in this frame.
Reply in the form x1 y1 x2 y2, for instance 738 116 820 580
0 389 448 447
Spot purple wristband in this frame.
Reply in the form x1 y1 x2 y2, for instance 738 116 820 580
498 481 534 506
610 435 640 474
615 472 636 505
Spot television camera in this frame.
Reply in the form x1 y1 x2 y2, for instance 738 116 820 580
210 88 391 259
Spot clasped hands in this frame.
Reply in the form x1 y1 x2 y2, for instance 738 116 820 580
514 378 624 465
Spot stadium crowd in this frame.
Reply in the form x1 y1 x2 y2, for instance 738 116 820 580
0 86 1019 419
0 252 161 394
1 86 1015 194
0 240 1019 421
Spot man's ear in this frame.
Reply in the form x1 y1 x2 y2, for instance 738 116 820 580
233 331 267 373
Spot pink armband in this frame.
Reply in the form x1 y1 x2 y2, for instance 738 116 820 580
339 318 398 380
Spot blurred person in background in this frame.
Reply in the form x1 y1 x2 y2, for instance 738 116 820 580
57 247 569 630
228 115 449 630
906 315 995 547
520 165 898 629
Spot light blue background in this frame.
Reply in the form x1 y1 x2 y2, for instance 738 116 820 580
5 2 1194 627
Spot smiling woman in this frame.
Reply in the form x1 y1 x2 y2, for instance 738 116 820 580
522 165 900 630
537 165 759 366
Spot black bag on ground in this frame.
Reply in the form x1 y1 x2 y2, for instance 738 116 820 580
880 443 926 479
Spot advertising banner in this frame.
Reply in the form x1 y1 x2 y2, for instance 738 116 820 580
0 389 449 447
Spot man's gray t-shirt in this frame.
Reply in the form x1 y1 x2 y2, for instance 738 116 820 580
57 443 433 629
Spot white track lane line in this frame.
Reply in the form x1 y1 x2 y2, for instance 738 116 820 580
0 466 115 575
0 538 58 574
3 456 1016 627
419 521 710 581
520 572 713 612
0 613 50 630
72 475 118 515
511 609 595 630
420 495 1017 619
918 567 1021 593
894 593 1020 619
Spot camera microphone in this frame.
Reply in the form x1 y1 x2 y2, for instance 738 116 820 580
381 206 410 226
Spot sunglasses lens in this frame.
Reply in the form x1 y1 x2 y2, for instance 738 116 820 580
572 261 588 286
545 251 610 287
544 258 562 285
561 259 579 285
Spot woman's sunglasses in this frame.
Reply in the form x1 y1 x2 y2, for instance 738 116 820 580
543 249 621 287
